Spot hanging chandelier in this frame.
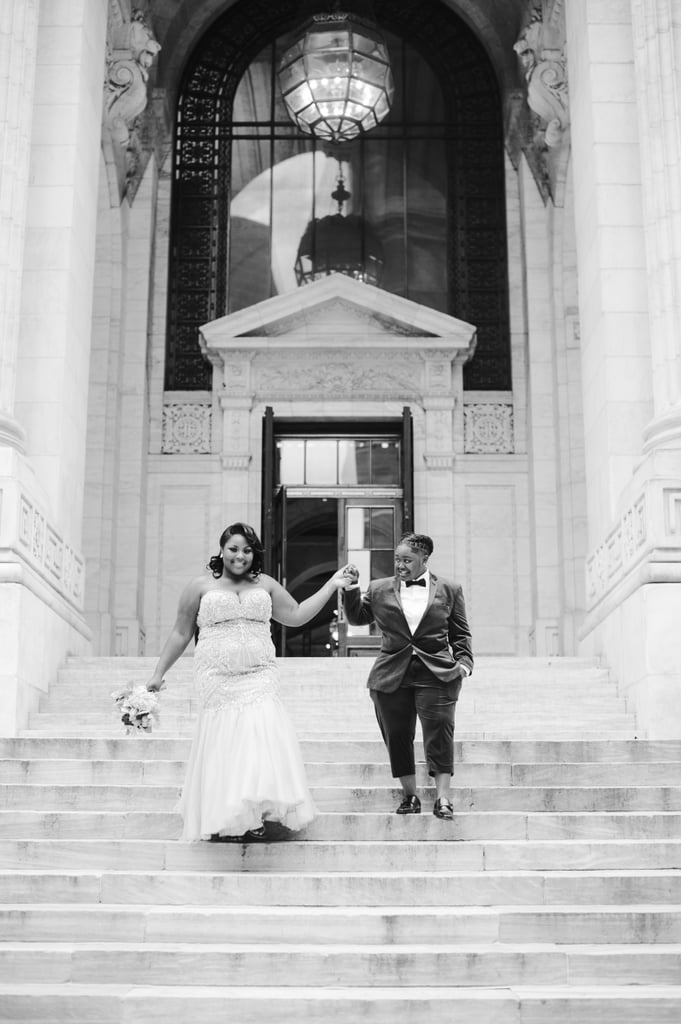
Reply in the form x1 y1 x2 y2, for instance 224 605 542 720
278 10 394 143
294 166 384 285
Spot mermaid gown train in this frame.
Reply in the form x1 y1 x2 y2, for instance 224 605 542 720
178 588 316 841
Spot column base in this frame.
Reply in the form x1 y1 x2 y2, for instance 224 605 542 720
595 583 681 739
0 448 91 734
581 439 681 737
0 414 26 454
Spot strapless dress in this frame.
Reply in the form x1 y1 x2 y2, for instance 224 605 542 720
178 588 316 840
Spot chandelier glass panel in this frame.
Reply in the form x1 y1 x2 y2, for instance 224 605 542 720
278 11 394 143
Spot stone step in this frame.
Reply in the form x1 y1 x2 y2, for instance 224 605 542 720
1 940 681 988
2 904 681 944
1 838 680 872
3 781 680 813
4 756 680 788
4 737 680 762
3 869 680 907
3 809 681 841
41 693 629 715
59 654 610 672
25 713 639 737
0 982 679 1024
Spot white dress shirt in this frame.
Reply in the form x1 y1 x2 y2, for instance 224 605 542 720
400 571 430 635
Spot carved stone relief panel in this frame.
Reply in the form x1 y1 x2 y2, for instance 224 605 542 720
253 352 423 400
162 402 212 454
464 403 515 454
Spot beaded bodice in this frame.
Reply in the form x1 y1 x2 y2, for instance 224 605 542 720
194 589 278 711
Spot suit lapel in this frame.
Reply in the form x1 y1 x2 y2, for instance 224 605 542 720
391 577 411 629
412 574 437 638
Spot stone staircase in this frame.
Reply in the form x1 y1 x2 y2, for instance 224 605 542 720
0 655 680 1022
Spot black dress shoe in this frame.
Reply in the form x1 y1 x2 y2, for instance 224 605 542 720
433 797 454 820
396 795 421 814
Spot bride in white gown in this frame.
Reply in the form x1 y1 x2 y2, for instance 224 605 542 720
146 522 352 842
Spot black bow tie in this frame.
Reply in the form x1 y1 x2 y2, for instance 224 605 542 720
405 578 426 587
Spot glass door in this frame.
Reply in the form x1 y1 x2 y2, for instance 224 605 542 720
337 498 401 657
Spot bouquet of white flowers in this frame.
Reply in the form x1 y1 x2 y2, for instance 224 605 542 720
111 684 160 735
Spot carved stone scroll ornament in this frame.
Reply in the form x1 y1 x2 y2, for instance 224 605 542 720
510 1 570 205
104 10 161 147
102 7 161 203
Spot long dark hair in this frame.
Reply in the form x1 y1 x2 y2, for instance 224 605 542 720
207 522 265 579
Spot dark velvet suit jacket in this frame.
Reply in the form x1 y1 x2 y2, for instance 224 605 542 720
342 572 473 696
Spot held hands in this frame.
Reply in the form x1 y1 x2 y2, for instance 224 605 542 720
341 563 359 588
328 564 360 591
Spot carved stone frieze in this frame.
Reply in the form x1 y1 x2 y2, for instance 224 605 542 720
464 403 514 454
254 353 422 399
509 0 570 206
162 402 212 454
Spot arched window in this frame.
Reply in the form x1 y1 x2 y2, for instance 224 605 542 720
166 0 511 392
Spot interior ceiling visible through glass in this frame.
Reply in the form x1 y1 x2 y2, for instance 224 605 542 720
227 31 447 314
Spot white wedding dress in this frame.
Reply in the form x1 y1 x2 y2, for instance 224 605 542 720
178 588 316 841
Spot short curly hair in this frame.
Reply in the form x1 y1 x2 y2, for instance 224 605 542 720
207 522 265 578
398 532 434 557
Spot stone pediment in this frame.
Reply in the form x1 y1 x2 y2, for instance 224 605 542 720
200 275 476 354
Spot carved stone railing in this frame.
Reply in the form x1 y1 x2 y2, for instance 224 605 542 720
0 480 84 612
584 482 681 627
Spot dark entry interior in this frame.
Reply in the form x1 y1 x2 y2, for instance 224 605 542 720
273 497 338 658
262 410 413 656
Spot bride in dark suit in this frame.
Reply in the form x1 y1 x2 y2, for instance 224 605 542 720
342 532 473 821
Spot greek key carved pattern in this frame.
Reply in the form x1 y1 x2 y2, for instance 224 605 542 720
162 403 212 454
16 493 83 608
586 494 647 605
664 488 681 535
463 403 514 454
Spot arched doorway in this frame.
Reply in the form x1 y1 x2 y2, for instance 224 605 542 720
165 0 511 393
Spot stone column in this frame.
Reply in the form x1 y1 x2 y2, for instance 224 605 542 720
569 0 681 734
0 0 108 733
15 0 108 537
218 352 256 528
631 0 681 444
0 0 38 452
519 160 562 654
565 0 651 541
420 350 457 572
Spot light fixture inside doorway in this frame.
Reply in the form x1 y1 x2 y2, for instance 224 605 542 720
294 164 384 285
278 6 394 143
